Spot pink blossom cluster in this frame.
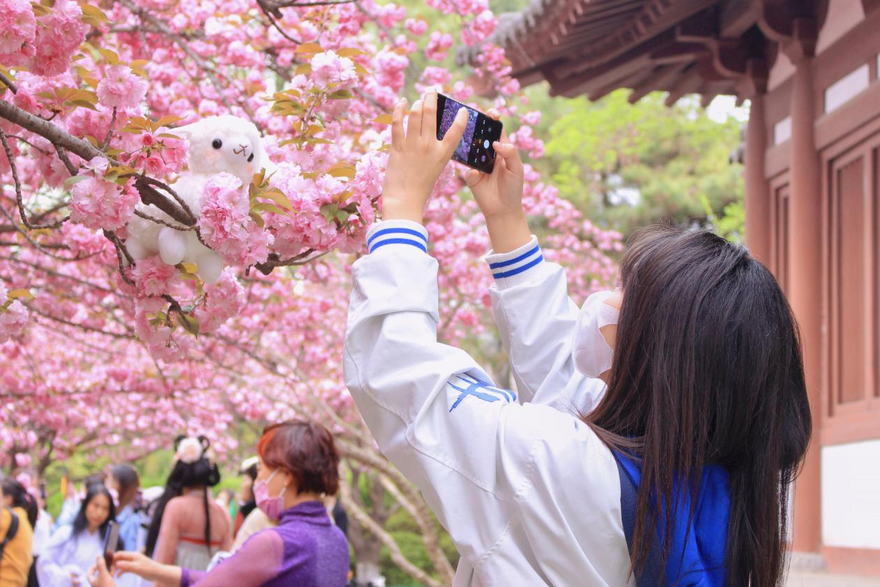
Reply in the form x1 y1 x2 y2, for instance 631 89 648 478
199 173 274 267
310 51 358 88
461 10 497 45
0 0 36 63
69 176 139 232
0 283 28 344
425 32 454 61
425 0 489 17
405 18 429 36
130 256 181 297
124 131 188 177
15 0 88 76
97 65 149 111
195 270 246 333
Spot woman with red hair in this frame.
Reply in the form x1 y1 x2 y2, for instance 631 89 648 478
92 420 349 587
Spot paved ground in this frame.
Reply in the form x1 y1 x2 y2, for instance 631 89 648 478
786 569 880 586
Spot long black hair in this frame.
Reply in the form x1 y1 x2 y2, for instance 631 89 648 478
1 478 38 528
585 226 812 587
145 435 221 558
72 484 116 540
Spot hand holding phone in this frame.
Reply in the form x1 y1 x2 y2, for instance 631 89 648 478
102 521 120 568
381 91 468 224
435 94 503 174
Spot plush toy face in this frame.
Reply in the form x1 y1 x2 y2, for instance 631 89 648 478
176 115 264 185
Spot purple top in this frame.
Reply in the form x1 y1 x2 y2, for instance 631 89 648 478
180 501 349 587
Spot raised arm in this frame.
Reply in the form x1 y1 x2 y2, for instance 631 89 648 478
344 92 528 564
463 110 607 413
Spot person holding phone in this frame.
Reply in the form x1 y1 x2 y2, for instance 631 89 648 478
342 89 812 585
85 420 348 587
37 484 116 587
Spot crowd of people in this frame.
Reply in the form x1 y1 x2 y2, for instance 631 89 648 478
1 421 350 587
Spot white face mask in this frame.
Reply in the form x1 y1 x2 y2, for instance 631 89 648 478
572 290 620 379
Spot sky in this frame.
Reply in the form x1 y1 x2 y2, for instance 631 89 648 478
706 95 751 124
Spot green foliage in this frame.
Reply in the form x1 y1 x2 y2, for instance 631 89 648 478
539 88 745 238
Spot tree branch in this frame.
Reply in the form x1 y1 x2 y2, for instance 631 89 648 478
0 128 69 230
0 71 17 94
338 471 442 587
0 98 102 162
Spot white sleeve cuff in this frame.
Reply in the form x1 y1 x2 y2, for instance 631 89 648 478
367 219 429 254
485 236 544 286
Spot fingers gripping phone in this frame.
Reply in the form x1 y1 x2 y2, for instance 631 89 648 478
436 94 503 174
103 521 120 568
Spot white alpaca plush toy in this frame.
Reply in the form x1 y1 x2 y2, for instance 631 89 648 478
125 115 267 283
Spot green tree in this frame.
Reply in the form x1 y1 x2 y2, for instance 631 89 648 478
539 88 745 239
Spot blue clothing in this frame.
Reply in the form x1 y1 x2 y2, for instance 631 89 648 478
115 505 142 552
615 452 730 586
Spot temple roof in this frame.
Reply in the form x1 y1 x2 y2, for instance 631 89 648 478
461 0 798 104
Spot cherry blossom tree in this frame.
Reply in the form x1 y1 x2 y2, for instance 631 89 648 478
1 0 623 581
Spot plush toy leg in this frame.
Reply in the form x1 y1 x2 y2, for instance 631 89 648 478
196 251 224 283
158 227 188 266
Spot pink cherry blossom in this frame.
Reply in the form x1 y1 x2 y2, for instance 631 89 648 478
195 270 246 333
0 0 36 58
310 51 357 87
27 0 88 76
425 31 454 61
199 173 274 267
405 18 428 36
69 177 139 231
97 65 149 110
0 300 28 344
130 256 180 297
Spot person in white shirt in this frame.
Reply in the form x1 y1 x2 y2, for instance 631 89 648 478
343 89 813 586
38 484 116 587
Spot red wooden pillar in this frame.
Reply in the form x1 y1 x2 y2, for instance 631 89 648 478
787 19 823 554
745 90 771 265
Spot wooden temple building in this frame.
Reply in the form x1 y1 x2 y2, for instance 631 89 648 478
479 0 880 577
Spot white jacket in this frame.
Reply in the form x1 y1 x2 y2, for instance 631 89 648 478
344 220 631 586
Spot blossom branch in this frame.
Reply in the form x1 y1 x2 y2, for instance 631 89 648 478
0 72 17 94
0 128 69 230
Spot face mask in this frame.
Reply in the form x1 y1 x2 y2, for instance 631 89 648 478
572 290 620 379
254 469 286 520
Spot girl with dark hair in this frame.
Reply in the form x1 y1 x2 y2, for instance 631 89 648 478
91 420 349 587
107 466 141 553
144 436 230 573
37 484 115 586
0 480 37 533
342 91 812 586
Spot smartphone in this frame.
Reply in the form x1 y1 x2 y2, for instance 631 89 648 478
103 521 120 567
436 94 503 174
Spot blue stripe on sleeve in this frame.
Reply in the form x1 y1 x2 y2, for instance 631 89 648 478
491 255 544 279
368 227 428 247
487 245 541 269
370 238 428 253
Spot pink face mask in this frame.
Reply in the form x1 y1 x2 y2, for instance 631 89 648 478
254 469 286 520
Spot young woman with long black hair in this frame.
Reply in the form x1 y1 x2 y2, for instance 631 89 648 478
343 90 812 586
144 436 230 573
37 484 115 587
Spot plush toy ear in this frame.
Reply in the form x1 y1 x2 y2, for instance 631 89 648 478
171 119 209 144
173 434 187 450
